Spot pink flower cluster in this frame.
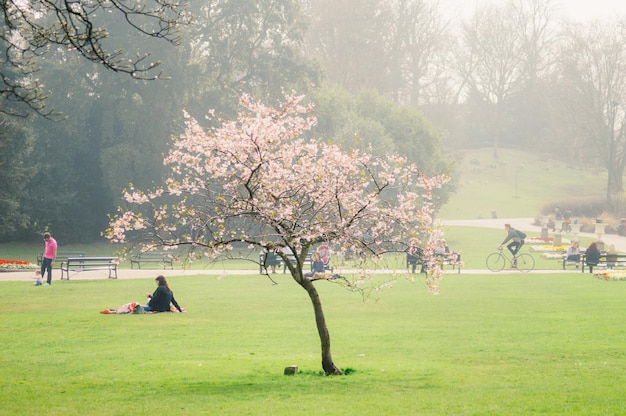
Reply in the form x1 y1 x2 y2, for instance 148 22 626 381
106 93 448 293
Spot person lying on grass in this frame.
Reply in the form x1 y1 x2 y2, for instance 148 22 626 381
100 275 183 314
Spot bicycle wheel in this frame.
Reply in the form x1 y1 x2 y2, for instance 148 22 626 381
516 253 535 272
486 252 506 272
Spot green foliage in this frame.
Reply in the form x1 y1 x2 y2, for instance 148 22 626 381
3 0 322 244
2 273 626 415
311 88 447 172
309 87 454 209
0 118 36 240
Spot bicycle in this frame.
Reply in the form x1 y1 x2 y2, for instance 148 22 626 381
486 248 535 272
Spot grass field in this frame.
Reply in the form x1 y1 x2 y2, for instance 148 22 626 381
2 272 626 415
439 148 605 219
1 147 621 415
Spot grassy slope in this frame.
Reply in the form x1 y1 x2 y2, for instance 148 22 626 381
439 147 605 219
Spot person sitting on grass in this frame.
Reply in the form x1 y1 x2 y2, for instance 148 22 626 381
100 275 183 314
304 252 343 281
304 252 330 280
143 275 182 312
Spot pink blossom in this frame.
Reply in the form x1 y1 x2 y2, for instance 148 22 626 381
106 93 448 293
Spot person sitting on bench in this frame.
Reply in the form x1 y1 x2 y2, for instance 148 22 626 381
565 241 581 265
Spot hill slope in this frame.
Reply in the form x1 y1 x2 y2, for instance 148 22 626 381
439 148 605 219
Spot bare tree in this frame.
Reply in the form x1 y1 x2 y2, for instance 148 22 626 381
558 19 626 205
382 0 454 106
304 0 386 93
458 2 526 152
511 0 559 86
1 0 189 118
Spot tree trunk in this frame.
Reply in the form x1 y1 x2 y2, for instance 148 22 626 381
300 279 343 375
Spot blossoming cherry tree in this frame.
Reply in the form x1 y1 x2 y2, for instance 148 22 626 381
107 93 447 375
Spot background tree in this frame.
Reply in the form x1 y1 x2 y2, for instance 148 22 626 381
106 94 447 375
3 0 322 243
459 2 526 152
557 19 626 206
184 0 320 117
18 18 186 243
381 0 453 106
304 0 385 93
310 88 450 175
0 0 189 118
506 0 559 148
0 117 35 238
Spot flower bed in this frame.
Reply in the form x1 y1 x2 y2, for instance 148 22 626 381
526 237 571 245
529 245 568 252
594 270 626 281
0 259 38 271
526 237 554 244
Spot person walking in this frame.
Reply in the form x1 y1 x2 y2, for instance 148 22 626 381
40 232 57 285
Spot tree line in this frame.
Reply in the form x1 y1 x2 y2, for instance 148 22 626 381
1 0 625 243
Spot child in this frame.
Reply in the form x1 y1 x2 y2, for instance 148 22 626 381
33 270 43 286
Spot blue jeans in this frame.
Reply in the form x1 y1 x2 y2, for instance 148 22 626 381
507 241 524 256
41 258 53 284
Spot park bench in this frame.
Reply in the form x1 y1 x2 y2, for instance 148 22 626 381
406 252 462 274
37 251 85 268
580 253 626 273
60 257 119 280
130 252 174 269
561 250 584 270
259 252 313 274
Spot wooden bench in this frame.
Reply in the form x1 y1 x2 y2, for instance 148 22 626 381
406 252 462 274
60 257 119 280
259 252 313 274
130 252 174 269
580 253 626 273
562 250 583 270
37 251 85 268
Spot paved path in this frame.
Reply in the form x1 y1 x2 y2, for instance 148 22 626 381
0 268 259 283
0 265 573 283
438 217 626 250
3 217 621 283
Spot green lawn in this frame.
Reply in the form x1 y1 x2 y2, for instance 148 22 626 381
2 272 625 415
1 147 621 414
440 148 605 219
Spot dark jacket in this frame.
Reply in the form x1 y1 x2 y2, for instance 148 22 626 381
311 260 325 273
148 285 182 312
501 229 524 245
585 247 601 266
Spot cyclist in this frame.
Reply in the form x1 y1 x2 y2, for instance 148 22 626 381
498 224 527 267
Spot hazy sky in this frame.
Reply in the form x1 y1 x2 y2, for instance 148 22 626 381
439 0 626 21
